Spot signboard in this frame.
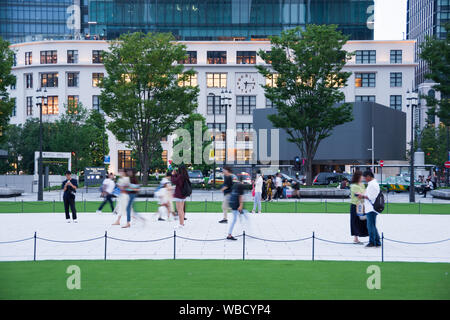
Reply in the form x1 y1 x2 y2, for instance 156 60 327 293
379 160 384 167
84 167 106 186
104 155 110 164
445 161 450 169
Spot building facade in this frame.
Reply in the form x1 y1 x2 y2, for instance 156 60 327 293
1 0 374 44
8 39 416 173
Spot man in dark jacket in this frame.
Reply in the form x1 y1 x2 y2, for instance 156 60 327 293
62 170 78 223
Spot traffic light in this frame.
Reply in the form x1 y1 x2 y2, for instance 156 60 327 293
294 156 301 170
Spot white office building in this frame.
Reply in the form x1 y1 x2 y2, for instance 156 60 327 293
8 40 416 173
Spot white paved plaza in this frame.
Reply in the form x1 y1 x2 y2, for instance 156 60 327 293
0 212 449 263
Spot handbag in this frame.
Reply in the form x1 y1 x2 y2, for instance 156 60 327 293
251 184 255 197
356 202 366 221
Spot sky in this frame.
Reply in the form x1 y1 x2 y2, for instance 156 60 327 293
374 0 408 40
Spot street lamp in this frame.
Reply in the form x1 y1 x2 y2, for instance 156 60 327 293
208 93 217 187
36 87 47 201
407 90 418 203
220 89 232 164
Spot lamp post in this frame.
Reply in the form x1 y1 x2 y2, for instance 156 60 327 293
36 87 47 201
208 93 217 187
220 90 232 164
407 90 418 203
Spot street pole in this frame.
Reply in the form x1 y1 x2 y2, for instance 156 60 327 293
409 103 416 203
38 101 43 201
210 93 216 188
371 126 374 173
447 126 450 187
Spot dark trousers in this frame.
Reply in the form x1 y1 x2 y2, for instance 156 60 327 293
275 186 283 199
63 196 77 220
366 211 381 246
98 194 114 211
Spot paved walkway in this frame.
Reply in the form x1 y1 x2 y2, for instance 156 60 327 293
0 212 449 262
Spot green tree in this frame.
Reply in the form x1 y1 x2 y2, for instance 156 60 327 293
420 23 450 126
100 32 199 184
0 37 16 143
173 113 212 173
257 25 354 185
419 124 448 168
0 124 22 174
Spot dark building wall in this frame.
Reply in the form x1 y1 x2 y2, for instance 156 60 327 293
253 102 406 164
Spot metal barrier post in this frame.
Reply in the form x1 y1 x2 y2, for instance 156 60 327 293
53 200 55 213
104 231 107 260
295 200 297 213
243 231 246 261
33 231 37 261
21 200 24 213
312 231 315 261
205 199 207 212
145 198 148 212
325 200 327 213
381 232 384 262
84 199 86 212
419 201 421 214
173 231 176 260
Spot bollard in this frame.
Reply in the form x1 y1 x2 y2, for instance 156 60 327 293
205 199 207 212
312 231 315 261
145 198 148 212
104 231 107 261
21 200 24 213
33 231 37 261
53 199 55 213
381 232 384 262
243 231 246 261
173 231 176 260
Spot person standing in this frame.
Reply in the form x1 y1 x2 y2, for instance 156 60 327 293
266 175 273 201
252 170 263 214
349 171 368 244
358 171 381 248
171 165 191 229
219 166 233 224
96 173 116 214
227 176 245 240
61 170 78 223
275 173 283 199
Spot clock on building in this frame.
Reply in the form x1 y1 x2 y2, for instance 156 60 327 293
236 73 257 94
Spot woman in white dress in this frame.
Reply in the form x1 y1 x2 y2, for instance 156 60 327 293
112 170 130 226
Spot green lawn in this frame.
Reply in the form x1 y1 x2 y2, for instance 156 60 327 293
0 200 449 214
0 260 448 299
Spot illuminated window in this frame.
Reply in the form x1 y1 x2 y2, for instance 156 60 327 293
236 51 256 64
25 52 32 65
207 123 226 141
207 51 227 64
265 73 278 87
355 73 375 87
92 73 104 87
26 96 33 116
92 50 103 63
67 72 79 87
40 50 57 64
236 149 252 162
178 73 198 87
118 150 136 170
236 123 253 141
179 51 197 64
40 73 58 88
43 96 58 115
162 150 168 163
206 73 227 88
67 95 79 112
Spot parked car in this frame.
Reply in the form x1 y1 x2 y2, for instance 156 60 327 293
313 172 351 185
208 172 238 185
188 170 204 184
237 172 252 185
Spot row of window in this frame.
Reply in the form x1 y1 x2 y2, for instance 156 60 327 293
355 50 403 64
22 50 103 65
15 95 101 116
355 72 403 88
354 95 402 110
22 72 104 89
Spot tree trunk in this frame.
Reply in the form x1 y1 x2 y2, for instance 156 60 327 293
141 154 149 186
305 157 313 186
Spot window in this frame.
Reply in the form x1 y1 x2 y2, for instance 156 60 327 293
390 50 402 64
25 73 33 89
67 50 78 63
26 96 33 116
355 95 376 102
179 51 197 64
266 98 275 108
355 50 376 64
236 96 256 115
92 73 104 87
236 149 252 162
206 73 227 88
92 95 100 111
178 73 198 87
390 72 402 87
25 52 32 65
118 150 136 170
236 123 253 141
355 73 376 87
13 54 17 66
236 51 256 64
67 72 79 87
10 76 16 90
92 50 103 63
390 95 402 111
43 96 58 115
67 95 79 112
207 95 224 115
207 51 227 64
207 123 226 141
40 73 58 88
265 74 278 87
40 50 57 64
12 99 16 116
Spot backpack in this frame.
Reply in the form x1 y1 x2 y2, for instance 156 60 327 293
181 179 192 197
373 191 385 213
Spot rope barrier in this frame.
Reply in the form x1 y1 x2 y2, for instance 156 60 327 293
246 234 312 243
383 237 450 245
0 237 34 244
176 235 228 242
107 235 173 243
36 235 104 243
315 237 368 245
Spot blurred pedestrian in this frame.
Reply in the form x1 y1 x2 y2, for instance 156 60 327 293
97 172 116 214
252 170 263 214
171 165 191 229
219 166 233 223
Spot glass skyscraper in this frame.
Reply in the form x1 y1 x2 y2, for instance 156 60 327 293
1 0 374 44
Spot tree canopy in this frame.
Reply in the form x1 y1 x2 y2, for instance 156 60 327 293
0 36 16 143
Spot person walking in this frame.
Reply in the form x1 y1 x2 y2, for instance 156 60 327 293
171 165 191 229
96 173 116 214
252 170 263 214
62 170 78 223
266 175 273 201
112 169 130 226
219 166 233 223
275 173 283 199
122 169 143 228
358 171 381 248
227 176 246 240
349 171 368 244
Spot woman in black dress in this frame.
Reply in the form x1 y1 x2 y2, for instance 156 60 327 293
350 171 369 244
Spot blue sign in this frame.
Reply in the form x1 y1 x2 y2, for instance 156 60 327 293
104 155 110 164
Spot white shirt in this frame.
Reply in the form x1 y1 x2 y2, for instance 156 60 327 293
255 175 263 193
428 181 433 189
102 178 115 194
364 179 380 213
275 176 282 188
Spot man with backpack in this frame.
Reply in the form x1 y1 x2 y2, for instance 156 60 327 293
358 171 382 248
